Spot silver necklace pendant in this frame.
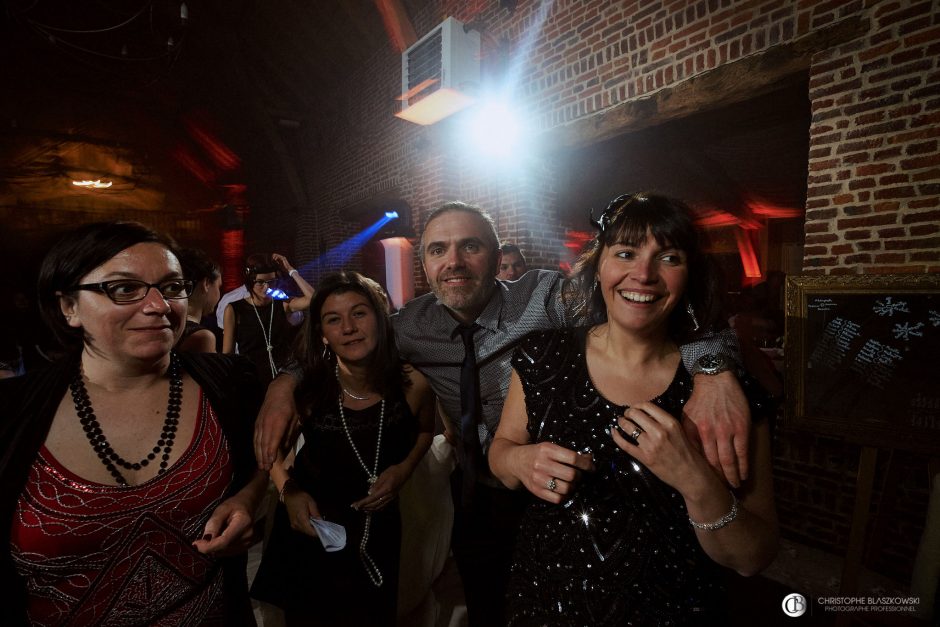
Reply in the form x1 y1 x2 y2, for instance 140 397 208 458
250 299 277 379
336 363 371 400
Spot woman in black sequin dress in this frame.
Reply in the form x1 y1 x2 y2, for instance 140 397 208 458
489 193 779 626
251 271 434 626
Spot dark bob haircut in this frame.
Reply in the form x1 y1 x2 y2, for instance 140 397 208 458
243 253 279 291
37 221 178 350
293 271 408 415
564 192 724 342
176 247 221 286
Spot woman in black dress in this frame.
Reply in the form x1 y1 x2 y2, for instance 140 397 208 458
489 193 779 626
251 271 433 626
222 253 314 384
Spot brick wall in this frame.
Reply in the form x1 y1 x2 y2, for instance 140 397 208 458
804 0 940 274
296 0 940 583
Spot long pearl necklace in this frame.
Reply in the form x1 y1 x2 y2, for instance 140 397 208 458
250 297 277 379
70 354 182 486
336 363 372 400
338 389 385 588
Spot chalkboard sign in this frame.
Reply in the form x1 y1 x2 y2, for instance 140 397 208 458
785 274 940 453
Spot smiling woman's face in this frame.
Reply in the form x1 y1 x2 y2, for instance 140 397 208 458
59 242 186 364
596 230 688 337
319 290 379 366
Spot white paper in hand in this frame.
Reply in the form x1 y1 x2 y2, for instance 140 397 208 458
309 517 346 552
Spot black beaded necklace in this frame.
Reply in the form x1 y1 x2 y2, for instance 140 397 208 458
69 354 182 486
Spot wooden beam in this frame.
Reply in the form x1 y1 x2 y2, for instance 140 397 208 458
541 15 868 151
374 0 417 53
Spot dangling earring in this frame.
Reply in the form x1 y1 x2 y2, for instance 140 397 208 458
686 302 700 332
322 344 333 361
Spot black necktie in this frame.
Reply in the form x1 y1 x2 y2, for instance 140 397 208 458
457 323 483 508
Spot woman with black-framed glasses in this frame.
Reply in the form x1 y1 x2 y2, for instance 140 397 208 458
0 221 267 626
222 252 314 385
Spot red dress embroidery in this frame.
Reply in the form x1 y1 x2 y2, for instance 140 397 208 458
10 392 235 626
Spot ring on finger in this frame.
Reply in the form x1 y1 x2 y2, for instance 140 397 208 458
630 427 643 440
547 477 558 492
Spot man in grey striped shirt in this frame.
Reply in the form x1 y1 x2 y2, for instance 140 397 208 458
255 201 749 626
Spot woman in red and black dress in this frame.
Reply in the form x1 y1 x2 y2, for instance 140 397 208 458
0 222 267 626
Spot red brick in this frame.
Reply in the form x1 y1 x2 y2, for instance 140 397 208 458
857 40 900 63
803 245 830 256
848 178 876 190
843 152 870 164
874 202 901 212
901 154 940 169
903 25 940 47
855 163 894 176
867 264 927 273
874 253 906 264
857 241 882 251
913 168 940 182
805 233 839 245
844 229 871 240
879 174 911 186
809 159 840 171
910 224 940 236
831 244 854 255
878 227 906 238
805 222 831 234
836 214 897 228
808 183 846 197
885 237 940 250
843 253 872 264
873 147 903 160
901 209 940 224
874 186 917 199
806 208 838 221
910 251 940 262
906 140 938 155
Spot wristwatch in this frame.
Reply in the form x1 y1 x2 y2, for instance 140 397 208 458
690 353 734 376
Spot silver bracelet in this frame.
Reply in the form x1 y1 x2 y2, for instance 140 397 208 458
689 491 738 530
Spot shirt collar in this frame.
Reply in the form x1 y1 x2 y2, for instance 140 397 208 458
433 280 503 337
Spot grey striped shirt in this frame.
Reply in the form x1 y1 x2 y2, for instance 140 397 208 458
392 269 737 485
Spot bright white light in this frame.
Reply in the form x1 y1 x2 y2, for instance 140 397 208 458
463 99 523 160
72 180 112 189
385 211 399 219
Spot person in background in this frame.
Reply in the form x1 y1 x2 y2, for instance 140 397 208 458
497 244 528 281
176 246 223 353
217 284 249 329
251 271 433 625
0 221 267 625
222 253 315 385
489 192 778 625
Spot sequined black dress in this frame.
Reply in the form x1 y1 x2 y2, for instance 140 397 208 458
507 327 732 627
251 392 417 626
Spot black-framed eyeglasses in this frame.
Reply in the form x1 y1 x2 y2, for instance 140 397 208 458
65 279 193 304
253 279 277 287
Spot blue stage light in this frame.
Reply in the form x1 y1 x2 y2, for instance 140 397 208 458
266 288 290 300
385 211 399 219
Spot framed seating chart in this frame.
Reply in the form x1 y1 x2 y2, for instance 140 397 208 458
785 274 940 453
